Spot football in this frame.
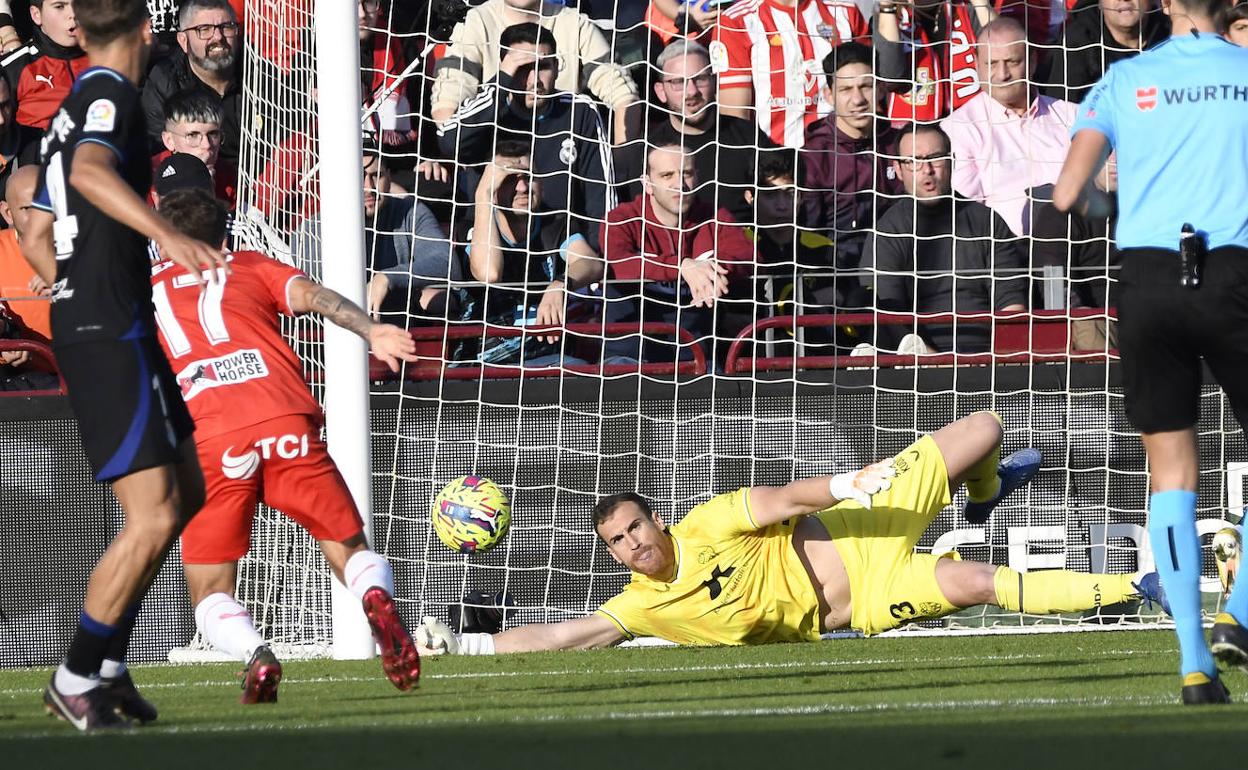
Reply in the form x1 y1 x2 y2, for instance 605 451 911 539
431 476 511 553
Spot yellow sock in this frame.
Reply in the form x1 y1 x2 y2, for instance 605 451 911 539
964 413 1002 502
993 567 1137 614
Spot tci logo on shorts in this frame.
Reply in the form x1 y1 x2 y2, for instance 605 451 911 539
220 434 310 479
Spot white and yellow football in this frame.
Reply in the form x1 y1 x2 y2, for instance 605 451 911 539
431 476 511 554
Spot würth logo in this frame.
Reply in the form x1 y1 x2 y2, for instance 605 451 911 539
701 565 736 600
1136 87 1158 111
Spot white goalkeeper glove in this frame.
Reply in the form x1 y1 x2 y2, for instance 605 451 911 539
829 458 896 509
413 616 496 656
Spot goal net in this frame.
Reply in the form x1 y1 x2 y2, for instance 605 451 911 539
198 0 1246 659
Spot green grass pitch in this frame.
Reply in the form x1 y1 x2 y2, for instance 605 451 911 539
1 629 1242 769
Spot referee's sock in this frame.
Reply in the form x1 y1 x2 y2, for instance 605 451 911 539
56 611 116 694
1149 490 1217 678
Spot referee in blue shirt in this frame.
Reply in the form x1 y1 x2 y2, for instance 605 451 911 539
1055 0 1248 706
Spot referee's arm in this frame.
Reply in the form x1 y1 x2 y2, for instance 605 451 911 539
1053 129 1113 218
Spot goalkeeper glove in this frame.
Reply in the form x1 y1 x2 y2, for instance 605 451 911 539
414 616 496 655
829 458 896 509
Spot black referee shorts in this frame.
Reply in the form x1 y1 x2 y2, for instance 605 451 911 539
55 335 196 483
1118 246 1248 434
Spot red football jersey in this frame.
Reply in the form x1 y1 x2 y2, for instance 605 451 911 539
150 249 321 442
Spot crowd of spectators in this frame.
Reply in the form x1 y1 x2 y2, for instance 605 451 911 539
1 0 1243 387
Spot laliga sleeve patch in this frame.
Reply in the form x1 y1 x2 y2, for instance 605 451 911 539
84 99 117 132
708 40 729 75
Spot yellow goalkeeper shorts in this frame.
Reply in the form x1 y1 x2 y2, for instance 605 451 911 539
814 434 961 636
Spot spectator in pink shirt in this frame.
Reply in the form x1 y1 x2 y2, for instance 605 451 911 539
941 17 1077 236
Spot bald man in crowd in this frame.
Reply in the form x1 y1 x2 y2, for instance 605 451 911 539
0 165 50 342
941 18 1078 236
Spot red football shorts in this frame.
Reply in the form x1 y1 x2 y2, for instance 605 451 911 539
182 413 365 564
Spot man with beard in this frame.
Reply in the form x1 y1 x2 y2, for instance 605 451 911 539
438 23 613 248
613 39 774 224
140 0 241 165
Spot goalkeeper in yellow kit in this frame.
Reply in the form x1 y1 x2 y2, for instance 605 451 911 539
416 412 1166 654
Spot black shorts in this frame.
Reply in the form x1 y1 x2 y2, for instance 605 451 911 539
55 335 196 483
1118 246 1248 434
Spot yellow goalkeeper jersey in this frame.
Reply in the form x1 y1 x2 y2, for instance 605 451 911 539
595 488 822 646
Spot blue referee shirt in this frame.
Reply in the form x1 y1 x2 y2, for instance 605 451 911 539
1072 34 1248 251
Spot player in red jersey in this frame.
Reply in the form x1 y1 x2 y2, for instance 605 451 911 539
150 187 422 702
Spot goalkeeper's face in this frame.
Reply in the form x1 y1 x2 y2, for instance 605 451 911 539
597 504 675 578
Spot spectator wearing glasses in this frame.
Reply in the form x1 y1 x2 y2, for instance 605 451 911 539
1 0 88 157
865 123 1027 354
614 39 774 224
151 89 237 207
141 0 242 165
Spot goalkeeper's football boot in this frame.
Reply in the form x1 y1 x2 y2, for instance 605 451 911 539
1211 612 1248 672
43 677 132 731
362 586 421 691
1213 526 1241 598
962 448 1042 525
1132 571 1171 616
1180 671 1232 705
100 669 158 724
240 645 282 705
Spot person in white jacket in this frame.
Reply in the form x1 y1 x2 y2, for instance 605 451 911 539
430 0 638 143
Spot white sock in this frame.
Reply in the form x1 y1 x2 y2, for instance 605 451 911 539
343 550 394 601
194 593 265 662
99 659 126 679
54 664 99 695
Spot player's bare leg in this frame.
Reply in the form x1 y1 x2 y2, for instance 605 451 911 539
46 440 204 730
186 562 281 704
927 411 1041 524
319 534 421 691
932 559 1148 618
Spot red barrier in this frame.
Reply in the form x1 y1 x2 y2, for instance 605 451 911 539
369 321 709 381
0 339 63 396
724 309 1119 374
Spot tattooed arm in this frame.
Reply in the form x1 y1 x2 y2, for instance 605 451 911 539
287 278 418 372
